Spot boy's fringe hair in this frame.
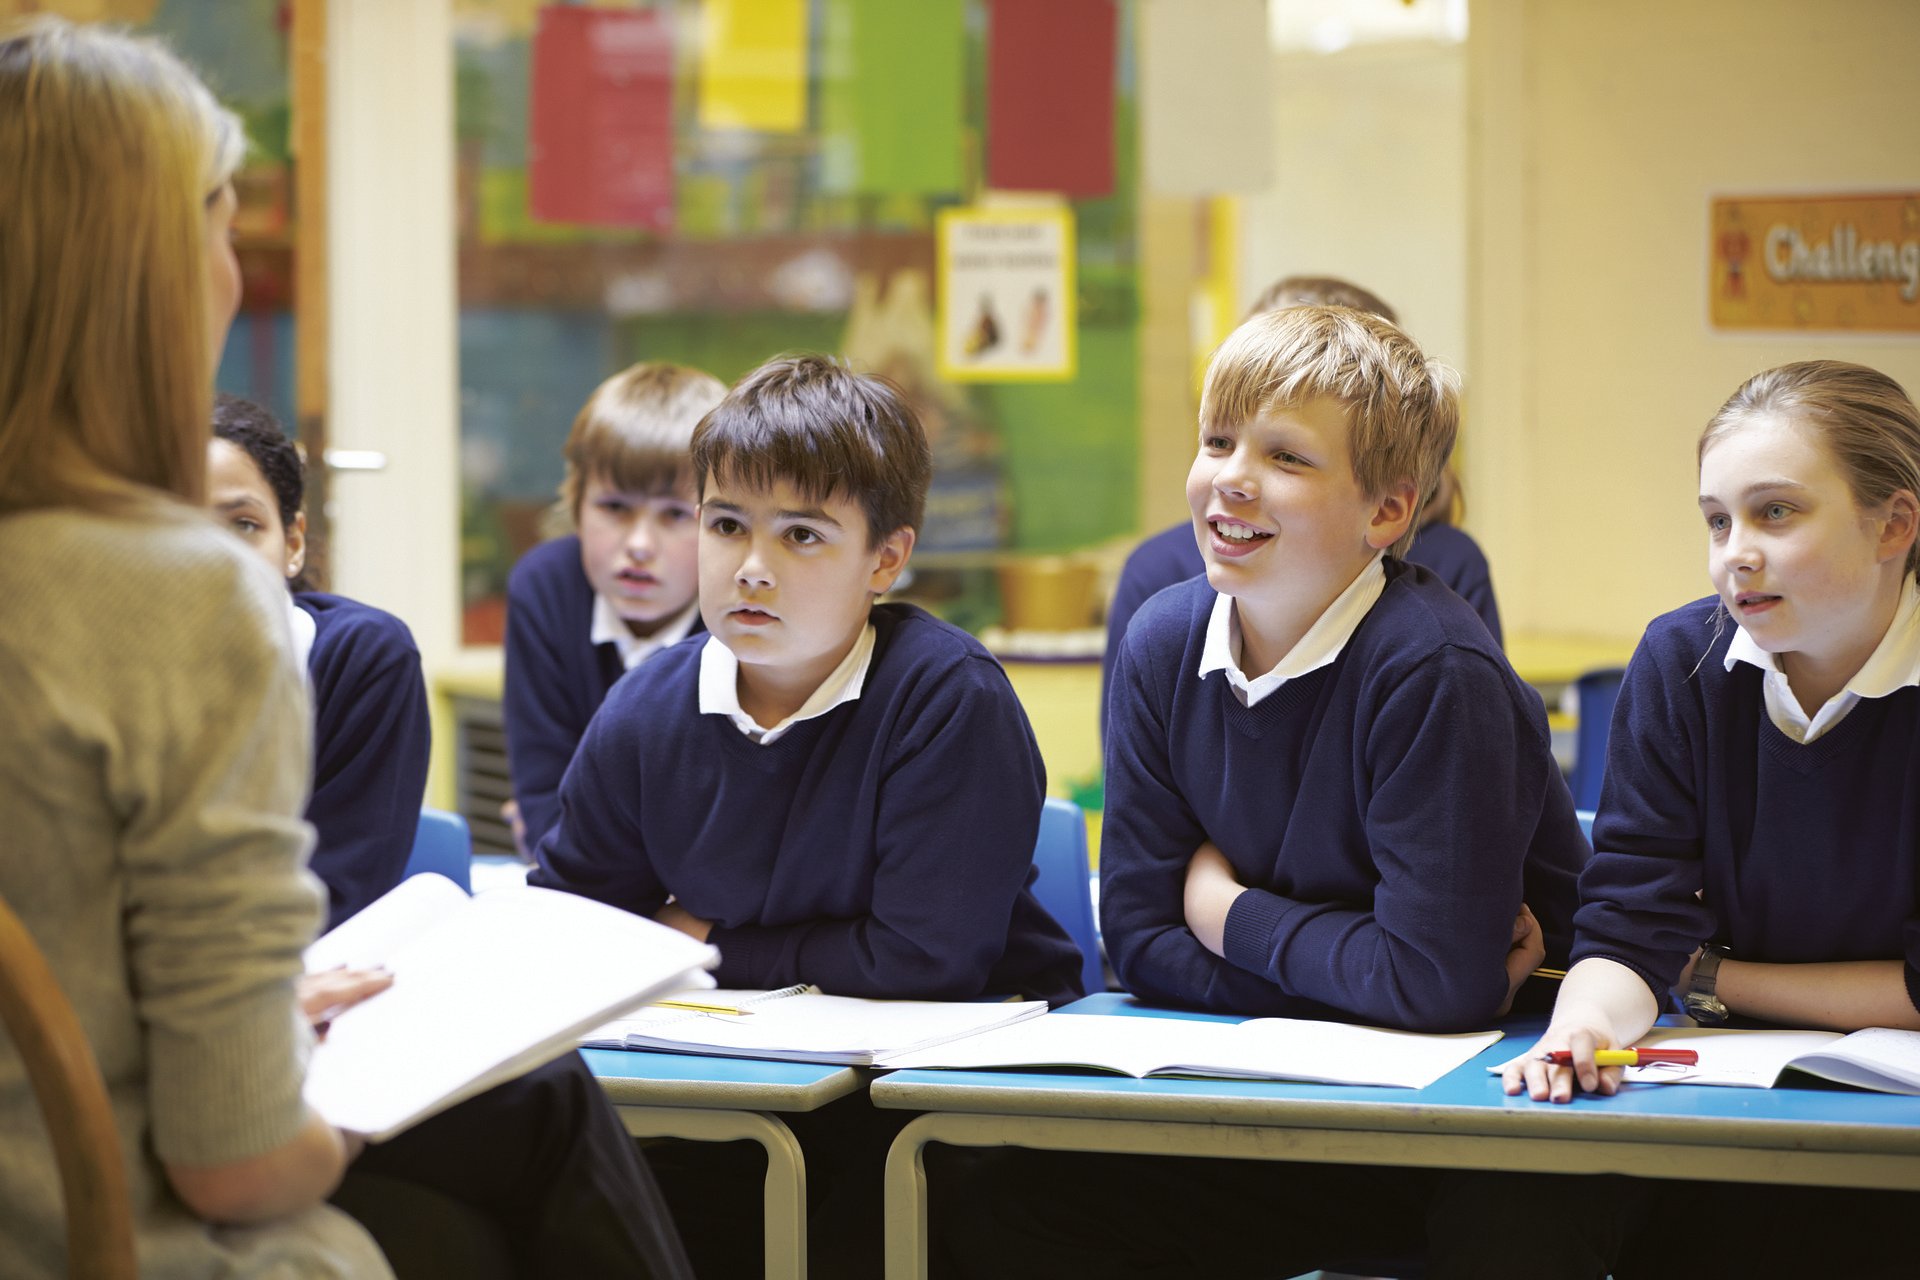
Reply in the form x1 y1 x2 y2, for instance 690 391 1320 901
1199 306 1459 559
691 354 931 549
556 362 727 528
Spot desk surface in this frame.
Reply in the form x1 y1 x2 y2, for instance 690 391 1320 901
869 994 1920 1159
583 1046 866 1113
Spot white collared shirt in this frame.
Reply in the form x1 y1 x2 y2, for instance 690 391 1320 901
1723 576 1920 744
591 594 700 672
284 594 317 677
697 623 877 745
1197 553 1387 707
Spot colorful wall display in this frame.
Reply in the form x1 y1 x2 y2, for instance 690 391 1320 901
697 0 808 132
1711 192 1920 332
528 5 675 230
937 205 1077 382
986 0 1117 198
821 0 966 196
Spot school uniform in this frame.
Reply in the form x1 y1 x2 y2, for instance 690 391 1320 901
1103 556 1582 1030
1100 518 1503 738
1433 586 1920 1280
1576 586 1920 993
529 600 1082 1004
529 601 1081 1279
294 592 431 931
503 534 702 854
945 556 1581 1280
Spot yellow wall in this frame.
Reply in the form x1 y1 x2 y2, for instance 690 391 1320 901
1468 0 1920 645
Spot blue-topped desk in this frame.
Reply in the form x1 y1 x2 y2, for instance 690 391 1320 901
584 1047 867 1280
871 993 1920 1279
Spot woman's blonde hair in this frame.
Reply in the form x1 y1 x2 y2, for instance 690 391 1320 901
0 16 245 516
1699 360 1920 577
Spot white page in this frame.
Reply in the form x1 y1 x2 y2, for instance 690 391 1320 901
625 994 1047 1064
1615 1027 1843 1088
304 885 717 1139
882 1013 1499 1089
880 1013 1248 1077
579 986 810 1046
1787 1027 1920 1094
304 872 469 973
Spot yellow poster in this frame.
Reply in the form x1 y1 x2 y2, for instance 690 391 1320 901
937 206 1077 382
698 0 807 133
1711 193 1920 332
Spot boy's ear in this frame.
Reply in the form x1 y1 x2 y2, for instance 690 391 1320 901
1363 478 1419 552
1875 487 1920 566
867 526 916 595
284 511 308 581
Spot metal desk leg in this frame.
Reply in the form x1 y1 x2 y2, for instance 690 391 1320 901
884 1114 942 1280
617 1105 809 1280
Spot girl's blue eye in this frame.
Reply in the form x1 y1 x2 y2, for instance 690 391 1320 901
1706 513 1730 533
1764 503 1791 521
1202 436 1231 451
1274 451 1306 467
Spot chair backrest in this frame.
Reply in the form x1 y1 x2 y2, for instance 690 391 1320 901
0 895 136 1280
1575 809 1596 844
406 807 474 893
1030 797 1105 996
1569 667 1627 811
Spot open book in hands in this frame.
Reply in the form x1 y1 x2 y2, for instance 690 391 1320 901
303 874 718 1141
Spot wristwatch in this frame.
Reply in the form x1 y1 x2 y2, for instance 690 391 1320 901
1683 945 1733 1025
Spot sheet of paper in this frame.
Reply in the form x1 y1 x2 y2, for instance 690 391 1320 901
1791 1027 1920 1094
985 0 1116 197
1618 1028 1841 1088
698 0 808 132
626 994 1047 1064
305 885 717 1139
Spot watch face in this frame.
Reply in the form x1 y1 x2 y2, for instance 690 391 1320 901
1685 993 1729 1025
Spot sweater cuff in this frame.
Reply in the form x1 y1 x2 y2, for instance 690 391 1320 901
1220 888 1292 979
148 997 312 1165
707 924 767 988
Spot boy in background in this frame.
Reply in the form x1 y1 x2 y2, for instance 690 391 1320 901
532 353 1082 1276
502 362 725 856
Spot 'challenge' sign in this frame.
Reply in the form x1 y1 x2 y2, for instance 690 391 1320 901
1711 193 1920 332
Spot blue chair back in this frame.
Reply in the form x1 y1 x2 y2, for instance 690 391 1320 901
406 807 473 893
1030 797 1104 996
1576 808 1596 844
1569 667 1627 811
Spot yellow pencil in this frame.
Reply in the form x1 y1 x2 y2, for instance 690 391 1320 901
651 999 751 1016
1533 967 1568 980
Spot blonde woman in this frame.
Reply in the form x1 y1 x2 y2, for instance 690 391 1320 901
0 18 387 1276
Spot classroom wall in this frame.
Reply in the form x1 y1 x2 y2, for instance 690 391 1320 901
1468 0 1920 645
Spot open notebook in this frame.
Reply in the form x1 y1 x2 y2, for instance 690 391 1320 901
304 874 718 1141
1511 1026 1920 1094
880 1011 1502 1089
582 986 1049 1066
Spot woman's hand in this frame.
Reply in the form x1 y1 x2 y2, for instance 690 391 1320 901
297 966 393 1040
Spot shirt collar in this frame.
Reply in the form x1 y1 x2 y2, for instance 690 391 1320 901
284 594 317 675
1723 576 1920 741
1197 553 1386 707
592 593 699 671
697 623 877 745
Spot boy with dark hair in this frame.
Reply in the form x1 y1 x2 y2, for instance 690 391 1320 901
531 353 1081 1276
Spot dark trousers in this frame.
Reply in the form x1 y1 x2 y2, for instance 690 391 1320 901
333 1052 693 1280
937 1148 1433 1279
645 1089 920 1280
1430 1170 1918 1280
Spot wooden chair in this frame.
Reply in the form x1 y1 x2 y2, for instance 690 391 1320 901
0 894 136 1279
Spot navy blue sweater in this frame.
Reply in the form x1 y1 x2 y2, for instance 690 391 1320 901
1575 596 1920 1012
299 592 431 930
503 534 703 854
1102 564 1584 1031
1102 521 1503 739
528 603 1085 1005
